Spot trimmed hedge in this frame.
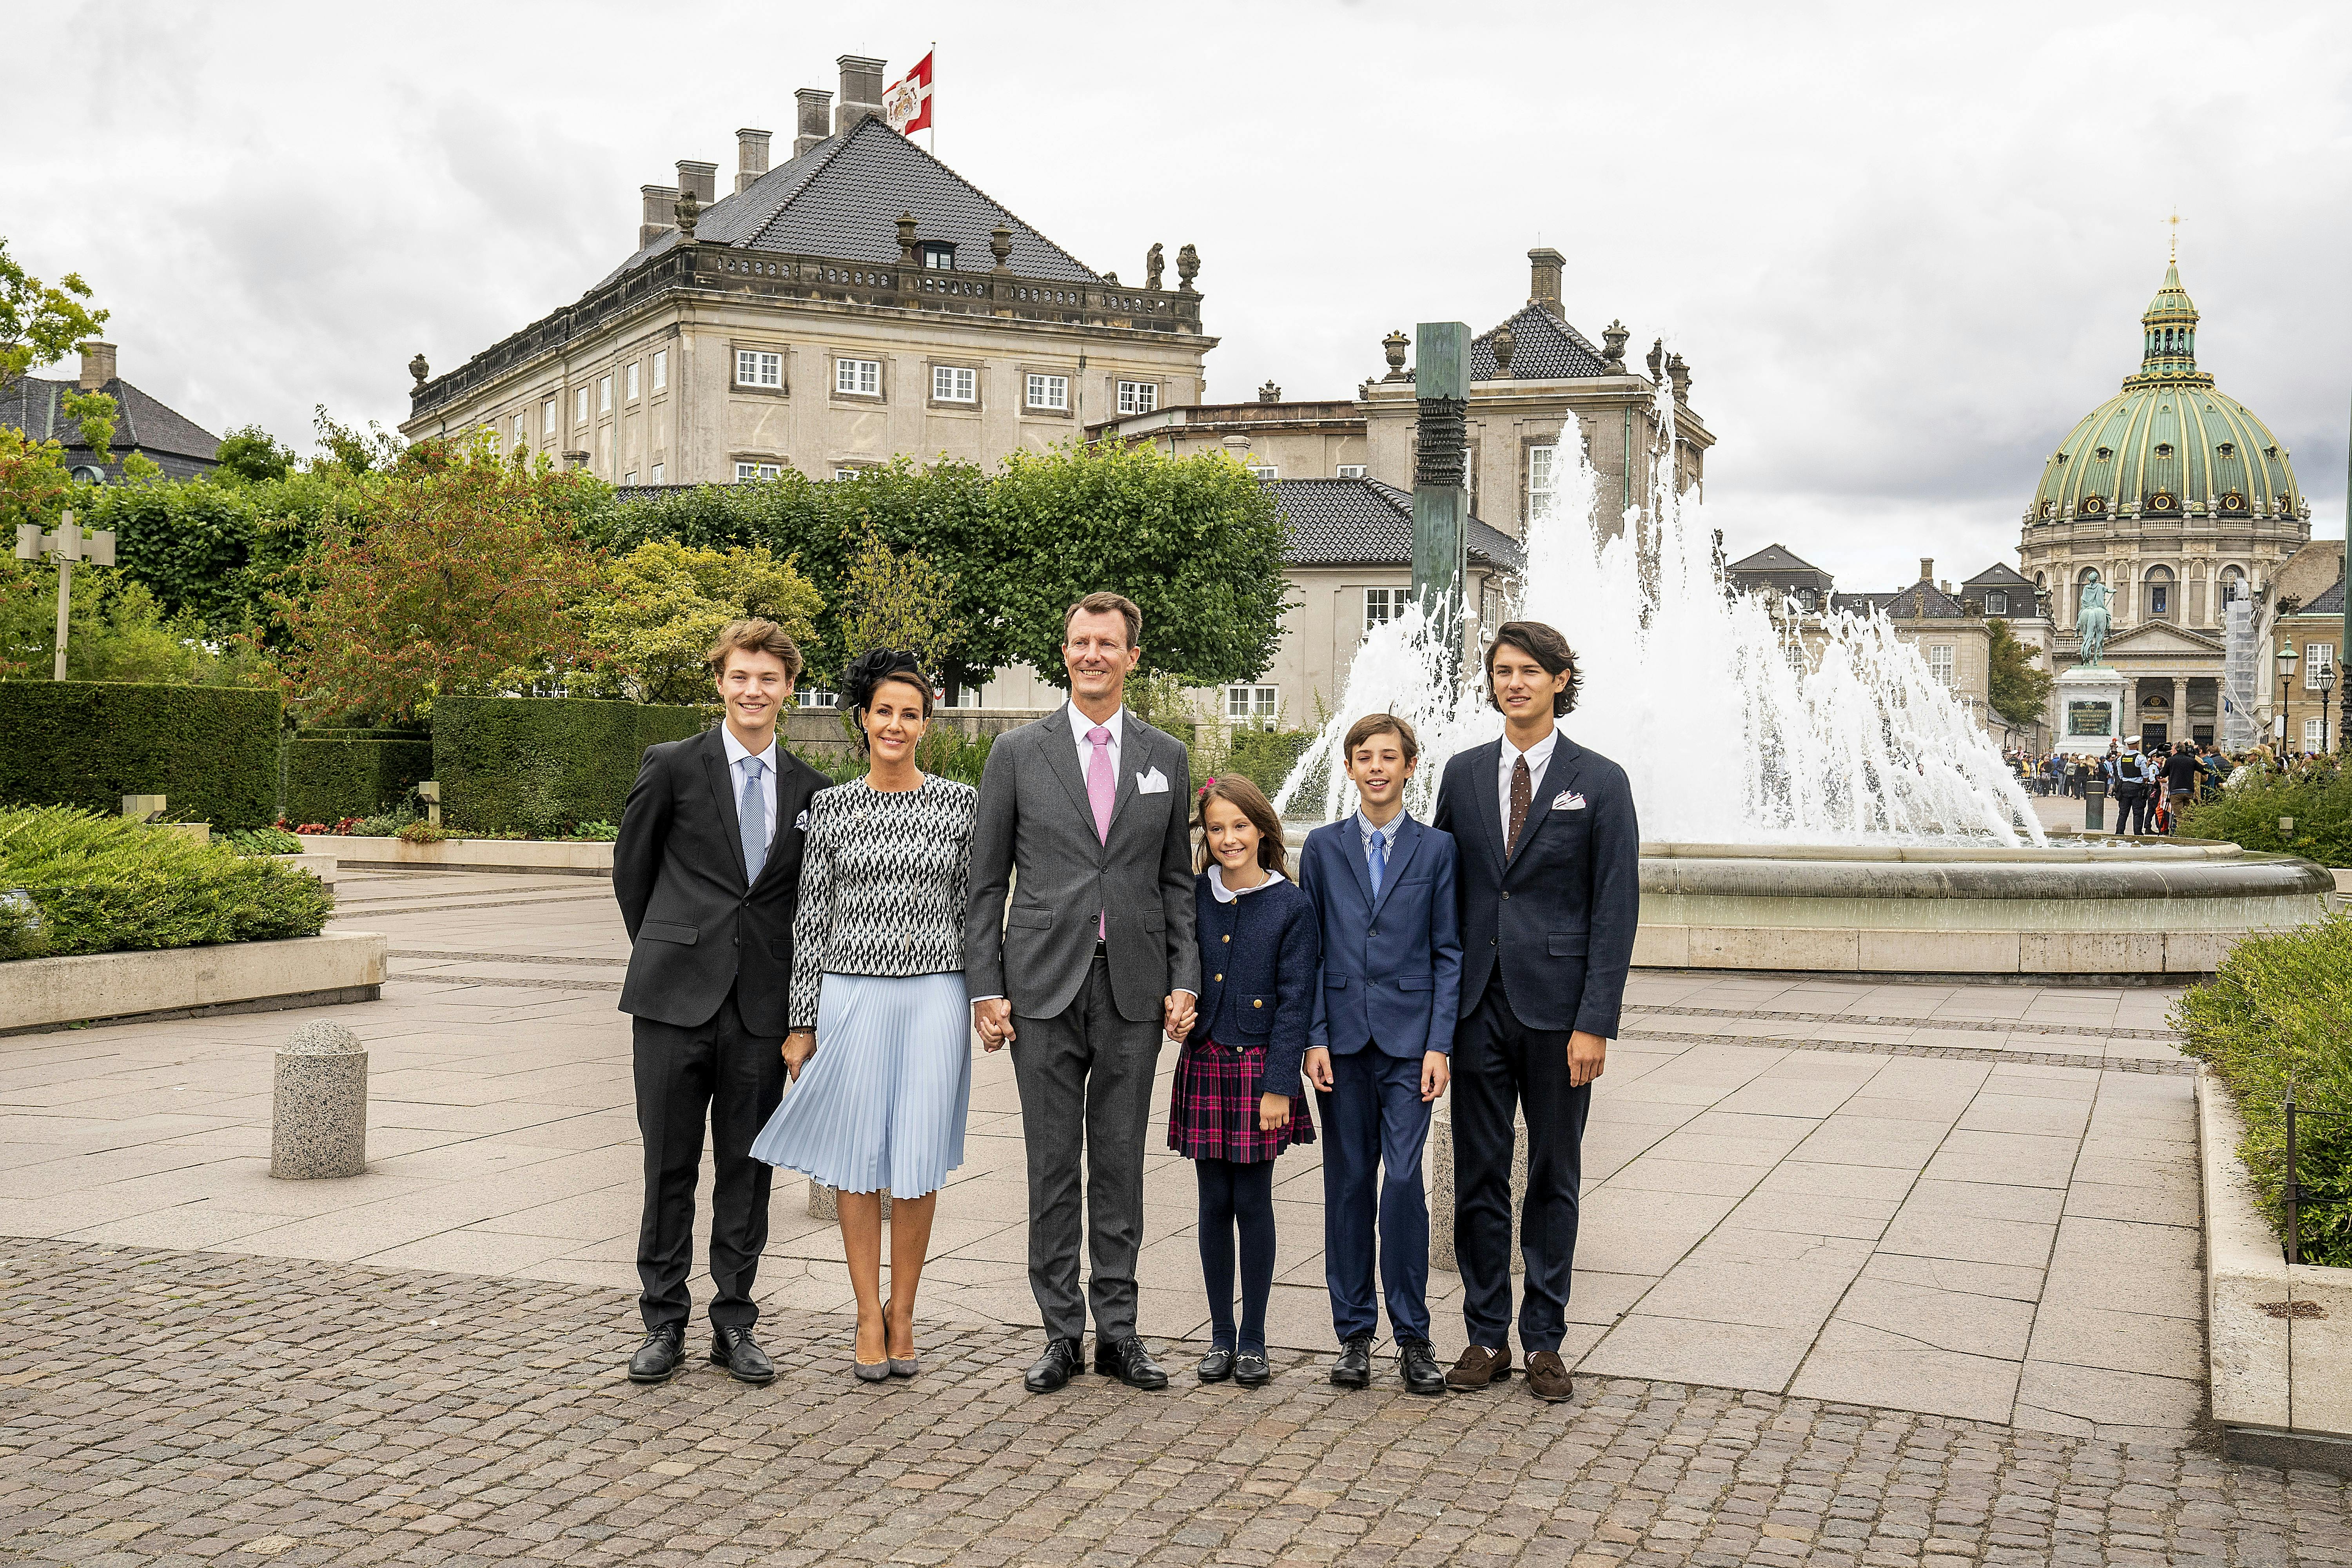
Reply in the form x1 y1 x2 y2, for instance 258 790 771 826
2178 760 2351 867
1221 728 1318 800
0 680 283 831
284 734 434 825
433 696 712 836
0 805 334 960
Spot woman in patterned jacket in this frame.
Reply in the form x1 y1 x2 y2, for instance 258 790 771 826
751 650 977 1381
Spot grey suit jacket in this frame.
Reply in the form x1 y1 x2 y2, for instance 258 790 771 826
963 707 1201 1024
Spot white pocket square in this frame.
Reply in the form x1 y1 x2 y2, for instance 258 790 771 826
1553 791 1586 811
1137 768 1170 795
793 808 811 831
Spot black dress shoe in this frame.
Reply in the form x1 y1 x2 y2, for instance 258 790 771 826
1398 1338 1446 1396
1196 1347 1236 1383
1234 1350 1270 1387
1024 1337 1083 1393
708 1323 775 1385
628 1324 686 1383
1330 1334 1373 1389
1094 1336 1169 1390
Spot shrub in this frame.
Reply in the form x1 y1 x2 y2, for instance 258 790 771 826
0 805 334 960
395 819 450 844
224 827 305 856
1220 728 1316 802
283 732 433 825
2173 911 2352 1266
2178 760 2350 867
433 695 710 836
0 680 283 829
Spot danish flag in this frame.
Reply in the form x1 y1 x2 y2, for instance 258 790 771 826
884 51 934 136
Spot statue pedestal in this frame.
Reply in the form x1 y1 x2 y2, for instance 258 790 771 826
2055 666 2129 755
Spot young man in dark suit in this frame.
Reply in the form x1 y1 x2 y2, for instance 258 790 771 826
1429 620 1640 1404
613 619 829 1385
1299 713 1462 1395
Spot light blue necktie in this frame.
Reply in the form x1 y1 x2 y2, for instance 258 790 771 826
1367 828 1386 900
739 756 767 885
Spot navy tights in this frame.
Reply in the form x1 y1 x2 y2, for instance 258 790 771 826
1196 1158 1276 1354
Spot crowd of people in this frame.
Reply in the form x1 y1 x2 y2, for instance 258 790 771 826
2003 737 2319 835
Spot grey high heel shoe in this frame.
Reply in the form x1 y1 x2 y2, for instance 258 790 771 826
854 1358 890 1383
888 1356 920 1378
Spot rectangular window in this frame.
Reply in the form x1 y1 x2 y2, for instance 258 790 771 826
2307 644 2336 690
652 349 666 391
1226 685 1278 728
799 686 840 710
834 466 866 481
623 470 637 485
542 398 557 435
2306 717 2325 750
626 362 640 401
1026 373 1069 410
734 461 782 482
599 375 612 412
575 387 589 425
921 242 955 269
1336 464 1367 478
1116 380 1158 415
1364 586 1397 633
650 462 663 483
736 349 782 388
1528 444 1558 520
836 358 882 396
513 413 528 447
932 365 976 403
1985 591 2009 616
1927 645 1955 685
1247 464 1277 481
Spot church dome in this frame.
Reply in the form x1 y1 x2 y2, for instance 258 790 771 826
2024 262 2305 528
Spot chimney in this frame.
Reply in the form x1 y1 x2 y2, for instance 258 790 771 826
77 341 117 390
1919 558 1935 584
1528 247 1565 320
675 160 717 207
794 88 833 156
640 185 681 249
735 128 772 194
835 54 886 133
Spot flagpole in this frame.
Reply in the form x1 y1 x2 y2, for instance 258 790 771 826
928 40 937 155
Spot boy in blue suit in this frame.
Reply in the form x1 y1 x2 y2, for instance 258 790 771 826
1300 713 1462 1395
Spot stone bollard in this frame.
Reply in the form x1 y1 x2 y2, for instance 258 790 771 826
807 1181 891 1220
1428 1104 1526 1274
272 1021 367 1179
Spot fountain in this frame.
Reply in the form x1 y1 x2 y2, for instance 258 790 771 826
1276 346 2330 978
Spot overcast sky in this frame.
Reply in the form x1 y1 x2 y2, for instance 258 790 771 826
7 0 2347 590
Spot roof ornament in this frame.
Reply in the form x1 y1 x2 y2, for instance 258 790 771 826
1601 320 1629 375
1492 324 1515 376
1381 329 1410 382
675 188 700 243
896 212 918 264
1667 353 1690 405
989 223 1012 272
1176 243 1200 294
2168 207 2182 262
1145 242 1164 291
1646 338 1664 381
408 353 429 389
1258 379 1281 402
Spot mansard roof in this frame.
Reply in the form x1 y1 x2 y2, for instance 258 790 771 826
0 372 220 471
1275 478 1524 574
1470 303 1611 381
1835 579 1969 619
1963 561 2036 590
1727 542 1828 575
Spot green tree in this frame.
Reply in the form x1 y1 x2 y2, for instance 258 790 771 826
1986 618 2056 731
841 524 958 678
0 238 107 387
0 553 271 685
212 424 297 484
0 424 72 535
987 441 1290 688
312 404 403 475
577 539 824 704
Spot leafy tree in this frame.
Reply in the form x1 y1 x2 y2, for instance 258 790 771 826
577 538 823 704
212 424 297 484
0 424 72 535
0 238 107 387
1986 618 2056 731
60 389 115 463
273 446 609 721
987 441 1290 688
312 404 404 476
0 553 270 685
842 524 958 679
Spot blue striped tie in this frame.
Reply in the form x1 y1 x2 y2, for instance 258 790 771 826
1367 829 1386 900
740 757 767 885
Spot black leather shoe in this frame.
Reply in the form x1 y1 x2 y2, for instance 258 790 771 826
1330 1334 1374 1388
1196 1347 1235 1383
1234 1350 1271 1387
1024 1337 1083 1393
1094 1337 1169 1390
628 1324 686 1383
1398 1338 1446 1396
708 1323 775 1385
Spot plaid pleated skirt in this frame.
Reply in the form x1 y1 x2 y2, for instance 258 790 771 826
1167 1038 1315 1163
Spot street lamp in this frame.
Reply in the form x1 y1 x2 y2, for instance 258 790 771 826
2321 662 2339 755
12 509 116 681
2276 641 2300 757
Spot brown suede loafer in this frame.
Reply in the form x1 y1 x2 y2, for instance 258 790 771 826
1524 1350 1574 1403
1444 1343 1514 1390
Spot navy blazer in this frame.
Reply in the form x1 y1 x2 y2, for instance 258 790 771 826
1299 812 1463 1059
1185 870 1320 1096
1430 734 1641 1038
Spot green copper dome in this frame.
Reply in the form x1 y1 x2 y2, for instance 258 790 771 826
2025 261 2304 527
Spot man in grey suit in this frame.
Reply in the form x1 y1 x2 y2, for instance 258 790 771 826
966 592 1201 1393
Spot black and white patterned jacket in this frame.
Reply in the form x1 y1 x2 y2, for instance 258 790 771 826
789 775 979 1030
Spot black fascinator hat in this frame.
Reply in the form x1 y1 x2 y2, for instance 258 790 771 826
841 650 934 752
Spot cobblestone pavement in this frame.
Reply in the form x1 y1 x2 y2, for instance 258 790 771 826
3 1241 2347 1568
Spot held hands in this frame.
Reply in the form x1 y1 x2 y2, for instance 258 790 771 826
1163 990 1196 1040
973 998 1014 1053
1258 1092 1290 1132
1303 1047 1334 1092
781 1031 817 1081
1421 1050 1451 1102
1567 1030 1608 1088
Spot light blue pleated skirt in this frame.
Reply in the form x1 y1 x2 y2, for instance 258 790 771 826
750 971 971 1199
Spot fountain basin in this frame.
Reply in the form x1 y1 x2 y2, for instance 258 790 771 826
1633 840 2333 978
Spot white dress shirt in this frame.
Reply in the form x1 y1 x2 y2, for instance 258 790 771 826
1498 728 1559 832
720 724 779 850
1068 701 1125 779
1207 864 1287 903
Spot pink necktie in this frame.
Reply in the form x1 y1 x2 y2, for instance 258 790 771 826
1087 726 1114 937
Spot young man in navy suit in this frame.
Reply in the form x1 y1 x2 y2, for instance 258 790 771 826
1299 713 1462 1396
1429 621 1639 1404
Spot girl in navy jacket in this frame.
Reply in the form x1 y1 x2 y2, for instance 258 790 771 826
1168 775 1319 1386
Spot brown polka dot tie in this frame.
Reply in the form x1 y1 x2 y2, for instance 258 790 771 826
1508 755 1531 857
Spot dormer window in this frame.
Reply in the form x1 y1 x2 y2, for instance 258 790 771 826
2153 442 2174 458
1986 592 2008 616
2094 446 2113 461
921 242 956 269
2217 441 2235 457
